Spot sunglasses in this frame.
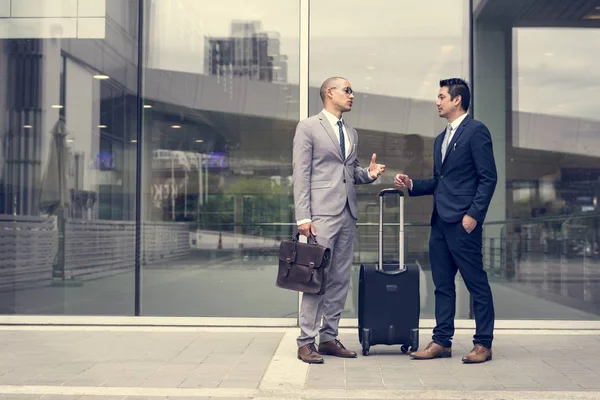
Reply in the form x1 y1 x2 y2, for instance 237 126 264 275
331 86 354 95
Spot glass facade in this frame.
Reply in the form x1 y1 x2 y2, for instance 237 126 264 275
0 0 598 322
140 0 299 317
0 0 138 314
474 1 600 319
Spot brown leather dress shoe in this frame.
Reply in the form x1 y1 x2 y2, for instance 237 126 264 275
409 341 451 360
318 339 357 358
298 343 324 364
462 344 492 363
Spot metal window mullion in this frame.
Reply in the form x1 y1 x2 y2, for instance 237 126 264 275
297 0 310 324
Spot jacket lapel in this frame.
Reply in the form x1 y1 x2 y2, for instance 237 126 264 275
318 111 344 161
434 133 444 174
442 114 471 166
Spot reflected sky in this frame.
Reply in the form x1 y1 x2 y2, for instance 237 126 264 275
147 0 468 102
146 0 600 150
514 27 600 122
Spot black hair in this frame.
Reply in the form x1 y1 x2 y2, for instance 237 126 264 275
439 78 470 111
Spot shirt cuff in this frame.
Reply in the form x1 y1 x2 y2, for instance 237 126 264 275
297 218 312 226
409 179 413 190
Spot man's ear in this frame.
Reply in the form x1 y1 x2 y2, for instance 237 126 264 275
453 95 462 106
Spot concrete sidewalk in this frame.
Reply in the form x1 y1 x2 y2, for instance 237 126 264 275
0 325 599 399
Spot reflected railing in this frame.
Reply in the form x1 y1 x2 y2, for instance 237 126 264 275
1 209 599 316
481 212 600 314
0 215 190 287
195 211 600 317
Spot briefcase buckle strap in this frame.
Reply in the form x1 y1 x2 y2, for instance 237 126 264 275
286 258 316 269
283 261 317 280
287 244 298 265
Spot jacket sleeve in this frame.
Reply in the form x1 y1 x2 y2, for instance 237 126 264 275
466 124 497 222
353 160 375 185
292 121 313 221
409 175 438 196
352 128 375 185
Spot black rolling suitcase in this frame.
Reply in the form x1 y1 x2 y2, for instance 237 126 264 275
358 188 420 356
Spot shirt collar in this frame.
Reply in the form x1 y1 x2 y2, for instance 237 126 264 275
449 112 468 131
322 109 343 127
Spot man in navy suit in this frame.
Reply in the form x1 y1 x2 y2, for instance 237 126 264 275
394 78 497 364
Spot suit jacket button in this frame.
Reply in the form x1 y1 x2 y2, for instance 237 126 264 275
440 175 444 179
343 179 346 183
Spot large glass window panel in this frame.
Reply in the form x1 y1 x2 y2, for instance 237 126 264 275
141 0 300 317
474 1 600 319
309 0 470 319
0 0 138 315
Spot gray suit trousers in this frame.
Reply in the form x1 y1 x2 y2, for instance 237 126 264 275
297 204 356 347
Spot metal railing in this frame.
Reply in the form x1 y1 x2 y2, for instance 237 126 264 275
1 209 598 314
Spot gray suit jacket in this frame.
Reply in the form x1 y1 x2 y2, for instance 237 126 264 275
292 111 375 222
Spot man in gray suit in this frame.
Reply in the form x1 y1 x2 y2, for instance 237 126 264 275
293 77 386 364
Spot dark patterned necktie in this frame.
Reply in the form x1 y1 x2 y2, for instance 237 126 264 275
337 120 346 160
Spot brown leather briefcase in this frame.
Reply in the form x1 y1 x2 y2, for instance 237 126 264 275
276 233 330 295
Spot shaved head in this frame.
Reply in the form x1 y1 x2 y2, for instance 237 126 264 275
320 77 346 102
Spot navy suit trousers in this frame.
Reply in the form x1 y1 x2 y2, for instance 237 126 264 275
429 213 495 349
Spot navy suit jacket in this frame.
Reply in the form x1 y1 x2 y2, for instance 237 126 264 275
410 114 497 224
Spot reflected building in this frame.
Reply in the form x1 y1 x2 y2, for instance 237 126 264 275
205 21 288 83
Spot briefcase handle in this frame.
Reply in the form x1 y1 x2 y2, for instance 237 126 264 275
293 232 318 244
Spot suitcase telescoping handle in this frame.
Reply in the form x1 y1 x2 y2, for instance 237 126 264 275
377 188 405 272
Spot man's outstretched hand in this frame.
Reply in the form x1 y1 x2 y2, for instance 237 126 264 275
394 174 410 190
369 153 385 178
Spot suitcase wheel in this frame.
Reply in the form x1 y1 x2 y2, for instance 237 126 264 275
411 328 419 353
401 329 420 354
361 328 370 356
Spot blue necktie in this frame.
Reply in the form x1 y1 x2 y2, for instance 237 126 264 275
337 120 346 161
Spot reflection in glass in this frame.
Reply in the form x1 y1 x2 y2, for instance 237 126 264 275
0 3 137 315
0 0 598 323
141 0 300 317
513 28 600 157
475 1 600 319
